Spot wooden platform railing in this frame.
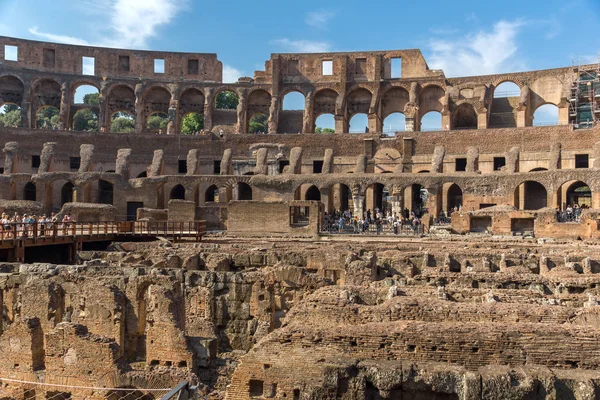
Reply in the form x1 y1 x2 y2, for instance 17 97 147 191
0 221 206 242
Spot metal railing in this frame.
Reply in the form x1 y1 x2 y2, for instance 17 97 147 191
0 221 206 241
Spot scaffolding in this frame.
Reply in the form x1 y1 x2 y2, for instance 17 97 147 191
569 54 600 129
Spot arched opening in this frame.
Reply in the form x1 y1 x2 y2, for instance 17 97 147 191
349 113 368 134
236 183 252 200
530 167 548 172
406 184 429 217
24 182 36 201
566 181 592 208
72 109 99 132
248 113 268 134
181 112 204 135
0 103 22 128
282 92 305 110
97 180 114 205
146 112 168 133
382 112 406 136
36 106 60 129
533 104 559 126
111 111 135 133
170 185 185 200
179 88 205 134
279 91 305 133
494 81 520 98
305 185 321 201
346 88 372 133
107 85 135 125
420 111 442 131
61 182 74 206
514 181 547 210
371 183 392 214
315 114 335 134
314 89 338 132
205 185 219 203
73 84 99 105
490 82 520 128
447 184 462 212
451 103 477 130
215 90 239 109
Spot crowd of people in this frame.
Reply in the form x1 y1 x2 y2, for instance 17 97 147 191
323 207 425 235
557 204 588 223
0 212 75 238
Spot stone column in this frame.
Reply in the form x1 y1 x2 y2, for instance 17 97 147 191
134 83 144 133
302 91 314 133
98 81 109 131
167 84 180 135
352 195 365 218
236 88 247 134
3 142 18 174
116 148 132 179
21 100 32 129
79 144 95 173
204 88 214 132
267 96 279 134
58 82 70 130
517 85 530 127
367 114 381 134
334 115 346 134
38 142 57 173
220 149 233 175
320 187 332 213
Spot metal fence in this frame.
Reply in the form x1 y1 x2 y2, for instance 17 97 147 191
0 378 198 400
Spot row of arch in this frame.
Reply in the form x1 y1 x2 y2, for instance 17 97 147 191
0 75 561 134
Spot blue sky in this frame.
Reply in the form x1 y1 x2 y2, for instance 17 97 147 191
1 0 599 131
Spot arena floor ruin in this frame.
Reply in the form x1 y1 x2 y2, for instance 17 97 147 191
2 35 600 399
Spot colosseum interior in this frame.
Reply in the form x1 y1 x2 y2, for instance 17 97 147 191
1 35 600 399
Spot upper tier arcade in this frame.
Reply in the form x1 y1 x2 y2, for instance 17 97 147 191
0 36 596 135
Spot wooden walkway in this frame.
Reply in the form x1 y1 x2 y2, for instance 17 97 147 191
0 221 206 262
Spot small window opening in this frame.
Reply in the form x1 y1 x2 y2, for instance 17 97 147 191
178 160 187 174
313 160 323 174
31 155 41 169
4 45 18 61
177 361 187 368
214 160 221 175
322 60 333 76
82 57 95 75
391 57 402 78
188 59 199 75
278 160 289 174
290 206 310 226
70 157 81 170
493 157 506 171
288 59 299 76
154 59 165 74
43 48 56 68
249 380 264 397
575 154 589 169
455 158 467 172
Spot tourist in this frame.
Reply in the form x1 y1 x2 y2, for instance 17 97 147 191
393 218 399 235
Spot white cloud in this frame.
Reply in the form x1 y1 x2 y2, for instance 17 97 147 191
427 20 526 77
271 38 331 53
305 10 336 27
28 27 91 46
223 65 243 83
28 0 186 49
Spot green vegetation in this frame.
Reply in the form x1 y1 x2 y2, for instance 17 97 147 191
249 113 268 134
111 112 135 133
146 114 169 131
181 112 204 134
0 104 22 128
315 127 335 134
36 106 60 129
216 91 239 109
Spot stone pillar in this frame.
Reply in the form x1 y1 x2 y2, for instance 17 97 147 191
288 147 303 174
558 100 570 126
204 88 214 132
428 189 441 219
320 187 332 213
167 84 180 135
267 96 279 134
236 88 247 133
21 100 32 129
477 110 488 129
38 142 57 173
3 142 18 174
303 91 314 133
352 195 365 218
334 115 345 134
134 84 144 134
466 147 479 173
431 146 445 173
322 149 334 174
517 85 530 127
79 144 94 173
58 82 70 130
220 149 233 175
367 114 381 134
116 148 132 179
354 154 367 173
148 150 164 177
186 149 200 175
254 148 268 175
98 81 109 131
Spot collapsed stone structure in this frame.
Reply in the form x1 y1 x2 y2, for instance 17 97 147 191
3 36 600 399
